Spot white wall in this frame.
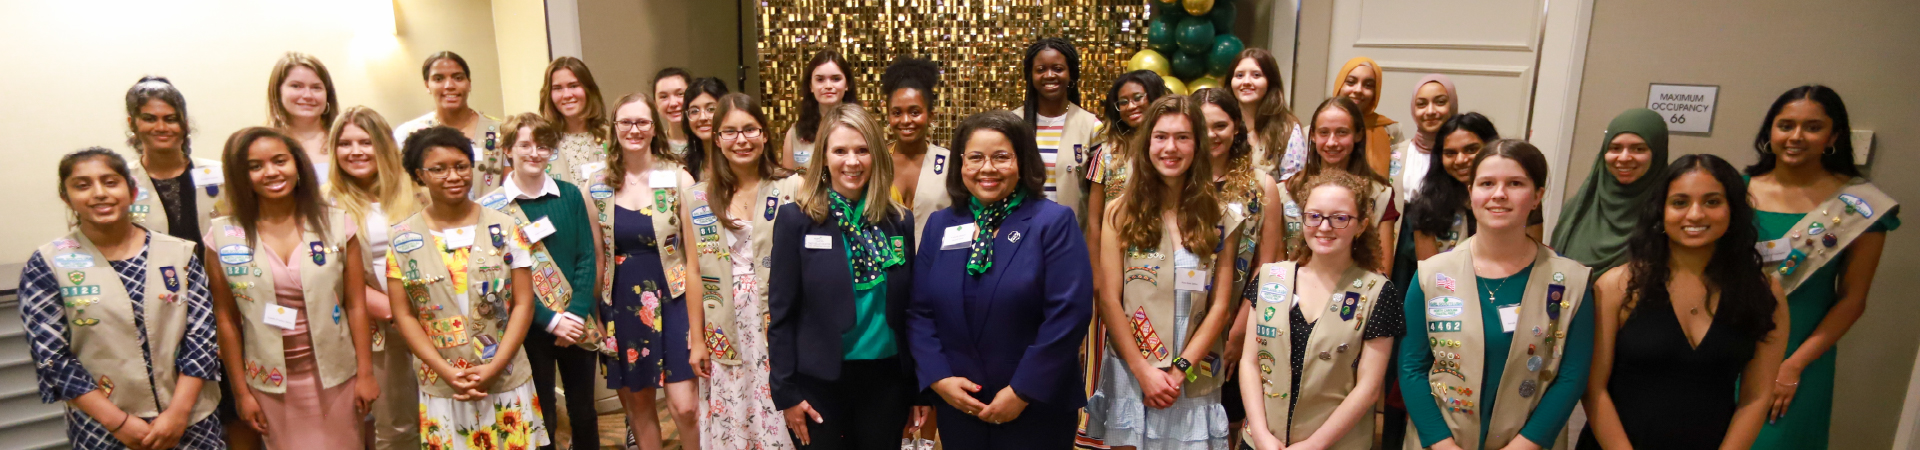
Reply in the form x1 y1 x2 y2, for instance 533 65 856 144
0 0 507 259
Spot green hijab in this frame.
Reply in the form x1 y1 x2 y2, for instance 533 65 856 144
1551 108 1669 270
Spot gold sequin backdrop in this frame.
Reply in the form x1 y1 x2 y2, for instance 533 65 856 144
758 0 1149 147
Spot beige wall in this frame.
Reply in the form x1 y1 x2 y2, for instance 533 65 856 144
0 0 507 259
1573 1 1920 447
493 0 553 115
575 0 744 110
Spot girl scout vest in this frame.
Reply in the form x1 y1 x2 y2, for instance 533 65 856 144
1433 212 1470 254
591 162 692 302
1248 261 1387 449
549 132 610 189
1117 208 1245 396
112 157 225 231
1012 105 1101 224
1415 237 1590 450
1218 167 1266 306
1770 179 1898 294
1278 180 1393 258
685 175 804 365
206 209 357 393
1089 128 1134 203
910 144 953 248
39 230 220 422
477 184 611 355
388 209 534 396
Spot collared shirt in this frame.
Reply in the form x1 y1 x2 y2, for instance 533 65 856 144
504 174 562 201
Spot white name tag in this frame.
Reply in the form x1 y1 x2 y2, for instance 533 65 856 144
1498 304 1520 333
190 165 224 187
805 234 833 249
650 170 678 188
443 226 476 249
1175 268 1208 292
523 217 558 243
264 304 299 330
311 161 330 187
1757 237 1791 263
941 223 978 250
576 161 608 182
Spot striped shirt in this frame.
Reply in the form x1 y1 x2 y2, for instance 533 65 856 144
1036 114 1066 201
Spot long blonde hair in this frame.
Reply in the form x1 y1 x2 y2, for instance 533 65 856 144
798 104 903 223
325 106 420 228
266 52 339 131
1111 95 1222 261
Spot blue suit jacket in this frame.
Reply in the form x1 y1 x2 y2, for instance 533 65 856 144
908 198 1094 408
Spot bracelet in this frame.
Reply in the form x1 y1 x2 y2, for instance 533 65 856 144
110 413 130 433
1774 380 1800 387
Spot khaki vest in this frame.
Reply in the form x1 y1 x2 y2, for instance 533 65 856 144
1219 169 1266 307
395 112 504 192
1279 179 1394 258
1116 207 1244 396
1432 212 1470 254
101 157 225 232
548 131 610 189
206 209 357 393
592 162 692 300
1415 237 1590 450
1012 105 1101 224
1248 261 1386 449
39 230 220 422
477 185 611 355
1771 179 1898 294
387 209 534 396
685 175 804 365
910 144 953 249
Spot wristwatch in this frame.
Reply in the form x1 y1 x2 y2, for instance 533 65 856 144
1172 357 1192 372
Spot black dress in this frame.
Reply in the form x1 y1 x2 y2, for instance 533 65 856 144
1576 302 1755 449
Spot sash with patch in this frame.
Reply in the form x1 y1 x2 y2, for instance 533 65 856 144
388 209 533 397
206 209 358 393
1115 207 1245 397
1414 237 1590 450
686 175 804 365
480 186 611 355
1248 261 1385 448
1768 179 1898 294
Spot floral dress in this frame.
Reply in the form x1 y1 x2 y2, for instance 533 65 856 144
699 219 791 449
602 205 694 389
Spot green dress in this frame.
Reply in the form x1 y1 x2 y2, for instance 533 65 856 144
1751 206 1900 450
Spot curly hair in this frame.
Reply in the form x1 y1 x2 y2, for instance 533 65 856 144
881 57 941 107
1289 170 1380 271
1112 95 1221 261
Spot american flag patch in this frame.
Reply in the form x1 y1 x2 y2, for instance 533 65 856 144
224 225 245 237
1437 273 1457 291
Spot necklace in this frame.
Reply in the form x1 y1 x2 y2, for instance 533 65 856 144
1480 271 1516 300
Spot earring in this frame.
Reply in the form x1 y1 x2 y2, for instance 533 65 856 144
1825 143 1839 155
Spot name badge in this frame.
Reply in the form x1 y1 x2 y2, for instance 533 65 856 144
1757 237 1791 263
523 217 558 243
187 165 223 187
1498 304 1520 333
941 223 978 250
444 226 477 250
264 304 299 330
804 234 833 249
575 161 608 182
1174 268 1208 292
650 170 678 188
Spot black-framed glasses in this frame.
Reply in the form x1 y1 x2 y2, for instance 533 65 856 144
1304 212 1355 229
718 127 765 140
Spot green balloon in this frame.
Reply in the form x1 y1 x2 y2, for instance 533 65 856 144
1207 35 1246 77
1175 17 1215 55
1209 0 1236 33
1170 50 1205 80
1148 18 1179 56
1153 0 1190 21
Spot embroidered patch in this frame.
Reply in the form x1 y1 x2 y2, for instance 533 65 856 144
1256 324 1278 337
474 334 500 361
1546 284 1566 320
1839 194 1875 218
54 253 95 268
160 266 180 292
932 154 947 174
691 206 717 226
478 192 511 210
97 375 114 397
1436 272 1457 291
332 305 343 324
1123 265 1159 286
1428 320 1463 333
589 183 615 199
1129 306 1170 360
60 285 101 296
1258 282 1286 303
764 196 779 220
267 368 284 387
426 316 469 348
1340 291 1361 321
393 232 426 253
67 270 84 285
704 324 738 360
1427 296 1465 319
53 238 79 250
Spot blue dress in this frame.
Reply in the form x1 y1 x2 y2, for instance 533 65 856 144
601 205 695 389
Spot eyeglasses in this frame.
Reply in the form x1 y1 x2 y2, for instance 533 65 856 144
962 151 1016 169
616 119 655 131
1118 93 1149 108
511 142 554 155
423 162 474 179
718 127 764 140
1304 212 1356 229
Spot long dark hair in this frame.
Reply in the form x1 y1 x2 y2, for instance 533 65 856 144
1407 112 1499 238
704 93 795 230
1745 85 1859 178
1626 154 1776 342
125 76 194 154
1019 38 1082 127
794 50 861 145
680 77 730 181
1101 70 1169 138
1288 96 1386 196
221 127 330 247
946 110 1047 212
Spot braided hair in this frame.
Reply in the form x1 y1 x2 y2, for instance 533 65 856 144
1020 38 1082 128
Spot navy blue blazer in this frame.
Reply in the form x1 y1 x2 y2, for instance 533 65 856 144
767 201 916 410
907 198 1094 409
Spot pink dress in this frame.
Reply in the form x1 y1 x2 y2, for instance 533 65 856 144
254 224 366 449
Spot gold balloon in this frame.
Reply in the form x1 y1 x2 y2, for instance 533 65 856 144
1128 49 1172 77
1157 0 1179 4
1161 75 1188 96
1185 75 1221 94
1184 0 1214 16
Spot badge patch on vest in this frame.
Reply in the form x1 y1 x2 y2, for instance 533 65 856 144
479 193 511 210
161 266 180 292
1428 320 1462 333
1124 265 1160 286
53 239 78 250
590 183 614 200
489 225 506 249
705 324 738 360
691 206 717 226
1546 284 1566 320
394 232 426 253
1435 272 1457 291
1129 306 1170 360
427 317 469 348
54 253 95 269
97 375 114 398
764 196 779 220
1259 283 1286 303
932 154 947 174
61 285 101 297
1427 296 1465 319
1839 193 1875 218
1340 292 1360 321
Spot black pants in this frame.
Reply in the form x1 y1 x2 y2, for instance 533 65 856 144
525 327 599 450
934 399 1077 450
793 358 914 450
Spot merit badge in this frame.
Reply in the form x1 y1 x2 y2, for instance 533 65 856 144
67 270 85 286
393 232 426 253
932 154 946 174
489 224 506 249
1259 283 1286 304
1340 292 1360 321
764 196 779 221
485 131 497 150
161 266 179 292
1839 193 1875 218
218 244 253 265
1436 272 1457 291
332 305 343 324
590 183 614 200
310 241 327 266
1426 296 1465 319
1129 307 1170 360
1546 284 1566 320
